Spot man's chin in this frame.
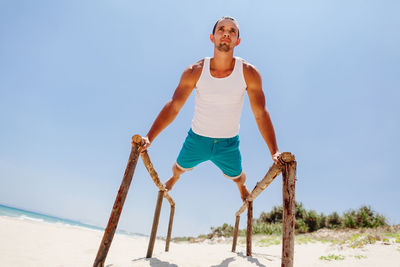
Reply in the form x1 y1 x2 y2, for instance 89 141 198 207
217 44 231 52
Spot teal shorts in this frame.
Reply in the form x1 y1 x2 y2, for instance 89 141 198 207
176 129 242 178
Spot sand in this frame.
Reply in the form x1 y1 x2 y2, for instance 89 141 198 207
1 216 399 267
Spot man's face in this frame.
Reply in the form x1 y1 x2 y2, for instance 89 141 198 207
211 19 240 52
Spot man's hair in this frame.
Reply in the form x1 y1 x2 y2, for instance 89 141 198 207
212 16 240 38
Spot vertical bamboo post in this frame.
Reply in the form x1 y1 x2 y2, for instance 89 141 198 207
232 215 240 252
146 190 164 258
281 161 296 267
165 204 175 252
246 201 253 257
93 135 143 267
140 150 176 253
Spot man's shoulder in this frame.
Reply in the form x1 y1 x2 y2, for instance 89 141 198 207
239 58 258 74
189 58 205 73
240 59 261 82
179 59 205 84
181 58 204 80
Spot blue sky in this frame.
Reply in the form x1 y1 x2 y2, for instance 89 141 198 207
1 0 399 237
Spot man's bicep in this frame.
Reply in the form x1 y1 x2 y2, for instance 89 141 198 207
171 83 193 107
244 63 265 108
171 68 196 109
248 88 266 116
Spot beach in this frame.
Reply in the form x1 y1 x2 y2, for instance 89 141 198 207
1 215 399 267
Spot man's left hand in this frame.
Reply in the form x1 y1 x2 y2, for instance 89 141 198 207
272 151 281 165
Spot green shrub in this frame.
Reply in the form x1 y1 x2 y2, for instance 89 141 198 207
318 213 327 229
209 223 234 238
258 205 283 224
343 211 357 228
252 222 282 235
371 214 387 228
342 206 387 228
356 206 373 227
204 203 388 238
327 212 341 229
295 219 309 234
304 210 319 232
355 206 387 228
295 202 307 220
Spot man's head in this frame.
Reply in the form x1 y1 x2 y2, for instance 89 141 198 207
212 16 240 38
210 16 241 52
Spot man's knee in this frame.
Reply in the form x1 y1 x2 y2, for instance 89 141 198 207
233 172 246 184
173 162 186 176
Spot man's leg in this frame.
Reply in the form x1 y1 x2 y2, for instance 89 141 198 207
165 163 186 191
165 129 212 192
233 172 250 201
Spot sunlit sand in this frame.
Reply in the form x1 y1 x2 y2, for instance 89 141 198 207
1 216 399 266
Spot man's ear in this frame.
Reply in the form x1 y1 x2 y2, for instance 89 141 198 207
235 37 241 46
210 34 215 44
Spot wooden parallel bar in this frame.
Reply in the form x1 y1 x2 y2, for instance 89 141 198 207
281 161 297 267
146 190 164 258
246 201 253 257
141 148 176 256
232 152 296 260
231 216 240 252
141 151 175 207
165 205 175 252
235 152 295 217
93 135 143 267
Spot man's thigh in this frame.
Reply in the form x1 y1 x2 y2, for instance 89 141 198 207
176 129 212 170
211 137 242 178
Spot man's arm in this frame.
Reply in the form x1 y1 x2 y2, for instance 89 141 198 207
138 62 202 151
243 63 280 163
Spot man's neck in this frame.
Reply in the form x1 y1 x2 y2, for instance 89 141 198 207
211 50 235 71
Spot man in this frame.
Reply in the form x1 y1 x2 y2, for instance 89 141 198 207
137 16 280 201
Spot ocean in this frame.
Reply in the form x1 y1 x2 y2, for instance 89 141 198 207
0 203 144 237
0 203 104 231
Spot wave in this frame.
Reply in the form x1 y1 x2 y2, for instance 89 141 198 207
17 215 45 223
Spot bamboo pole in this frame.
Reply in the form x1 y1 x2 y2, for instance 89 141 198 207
246 201 253 257
146 190 164 258
235 152 295 217
140 150 176 253
93 135 143 267
141 151 175 207
281 161 297 267
231 216 240 252
231 152 295 259
165 205 175 252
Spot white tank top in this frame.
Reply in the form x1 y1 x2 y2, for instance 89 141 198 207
191 57 247 138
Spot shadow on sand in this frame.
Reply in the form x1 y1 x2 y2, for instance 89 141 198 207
130 251 279 266
236 251 271 267
131 257 178 267
210 256 235 267
209 251 278 267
